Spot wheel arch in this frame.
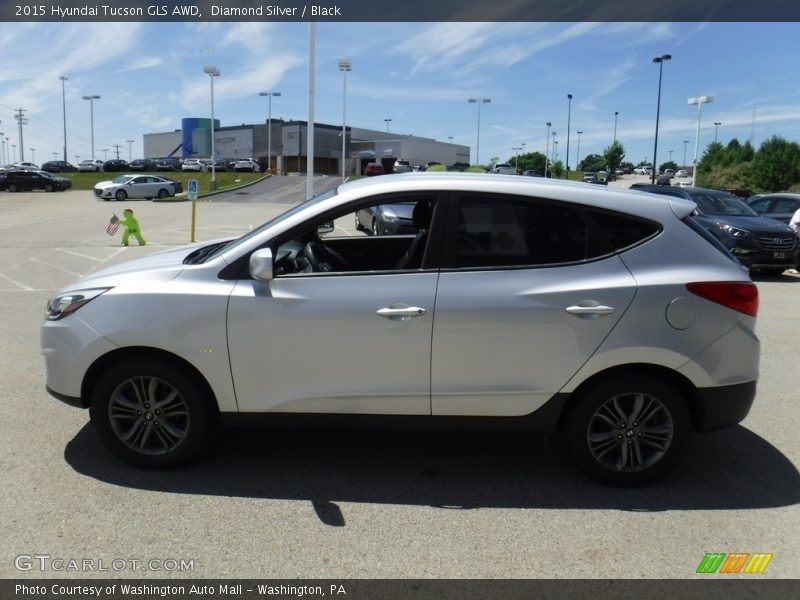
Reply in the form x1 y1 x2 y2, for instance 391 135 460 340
556 363 703 433
81 347 219 414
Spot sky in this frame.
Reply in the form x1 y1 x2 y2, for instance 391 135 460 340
0 21 799 169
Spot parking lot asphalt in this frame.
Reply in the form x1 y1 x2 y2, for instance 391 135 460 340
1 181 798 580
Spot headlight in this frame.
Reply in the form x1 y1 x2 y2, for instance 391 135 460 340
381 208 398 222
46 288 111 321
719 224 752 238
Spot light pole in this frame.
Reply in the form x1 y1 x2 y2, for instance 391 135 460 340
102 148 108 160
52 152 58 160
338 58 351 180
448 136 453 144
59 75 68 162
688 95 714 187
576 131 583 170
203 65 220 190
714 122 722 143
566 93 573 176
651 54 671 182
30 148 35 163
259 91 281 174
468 97 491 166
544 122 551 177
554 140 559 166
82 95 100 159
613 111 619 144
384 118 391 134
551 132 557 169
682 139 689 169
11 144 16 162
0 132 4 165
512 146 521 171
126 139 134 161
669 149 673 163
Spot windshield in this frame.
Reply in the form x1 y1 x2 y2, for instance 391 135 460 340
692 193 759 217
199 187 339 263
112 175 133 184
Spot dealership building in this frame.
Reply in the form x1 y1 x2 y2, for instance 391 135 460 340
143 118 470 175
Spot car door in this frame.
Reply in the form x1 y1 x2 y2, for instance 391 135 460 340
226 194 443 415
430 193 638 417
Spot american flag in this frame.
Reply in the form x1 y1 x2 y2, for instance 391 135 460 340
106 214 119 236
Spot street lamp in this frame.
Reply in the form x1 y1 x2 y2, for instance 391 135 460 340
714 122 722 143
566 93 573 175
384 118 391 134
682 139 689 169
338 58 351 180
0 133 4 165
688 95 714 187
102 148 108 160
651 54 671 182
512 146 521 170
468 97 491 165
126 139 134 161
30 148 35 163
82 95 101 159
203 65 220 190
551 131 557 168
59 75 68 162
669 149 674 163
576 131 583 170
11 144 16 162
544 122 552 177
554 140 559 166
448 136 453 144
613 111 619 144
259 91 281 174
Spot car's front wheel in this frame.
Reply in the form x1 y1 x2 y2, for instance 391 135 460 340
44 184 54 192
565 375 690 486
89 359 216 468
115 189 127 201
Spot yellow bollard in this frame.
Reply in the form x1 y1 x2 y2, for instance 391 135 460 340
191 200 197 242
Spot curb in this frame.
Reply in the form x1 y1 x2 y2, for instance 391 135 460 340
153 173 272 202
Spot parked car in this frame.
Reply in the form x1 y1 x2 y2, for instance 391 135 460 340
523 170 544 177
393 160 413 174
43 174 761 485
129 159 155 172
94 174 182 201
673 180 693 188
675 169 688 178
77 159 104 172
747 193 800 225
490 163 518 175
664 169 675 177
3 169 72 192
9 161 39 171
154 157 182 171
102 159 130 172
41 161 77 173
355 201 418 236
233 158 260 173
582 172 597 183
631 184 797 274
364 163 385 176
181 159 207 172
719 188 754 200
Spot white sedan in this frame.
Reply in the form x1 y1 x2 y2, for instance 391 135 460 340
78 159 104 172
181 159 207 172
94 174 183 201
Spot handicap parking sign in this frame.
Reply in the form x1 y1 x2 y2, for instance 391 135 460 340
188 179 199 200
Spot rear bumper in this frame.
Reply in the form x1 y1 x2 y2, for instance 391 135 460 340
695 381 756 432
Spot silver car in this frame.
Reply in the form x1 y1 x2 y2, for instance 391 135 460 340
42 173 760 485
94 174 181 201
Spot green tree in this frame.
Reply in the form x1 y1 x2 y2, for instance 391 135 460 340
579 153 605 172
603 141 625 175
550 160 565 178
750 136 800 192
659 161 678 173
509 151 547 172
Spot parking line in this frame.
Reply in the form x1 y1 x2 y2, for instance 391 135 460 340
0 271 33 291
29 258 83 278
57 248 105 262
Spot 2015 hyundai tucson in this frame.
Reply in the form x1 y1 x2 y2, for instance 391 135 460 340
41 174 760 485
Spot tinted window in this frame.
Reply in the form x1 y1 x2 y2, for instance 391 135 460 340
450 196 598 268
747 196 770 211
773 197 800 213
586 209 660 251
691 193 758 216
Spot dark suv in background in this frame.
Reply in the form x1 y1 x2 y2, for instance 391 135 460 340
155 157 182 171
41 161 77 173
632 184 797 274
129 158 155 172
2 170 72 192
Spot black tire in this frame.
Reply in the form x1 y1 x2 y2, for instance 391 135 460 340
115 189 127 201
565 375 691 486
89 358 217 468
8 184 18 192
44 184 54 192
157 188 169 199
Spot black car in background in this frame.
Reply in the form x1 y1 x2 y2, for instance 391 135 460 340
155 157 182 171
632 184 797 274
3 170 72 192
747 193 800 225
103 159 130 172
41 161 77 173
129 158 155 172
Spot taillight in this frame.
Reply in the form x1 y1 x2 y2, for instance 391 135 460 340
686 282 758 317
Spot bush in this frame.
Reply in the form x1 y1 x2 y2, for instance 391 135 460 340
750 136 800 192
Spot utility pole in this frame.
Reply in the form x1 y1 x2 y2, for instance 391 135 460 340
14 108 27 161
113 144 121 159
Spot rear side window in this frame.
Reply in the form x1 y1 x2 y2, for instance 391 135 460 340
585 209 660 252
681 216 740 265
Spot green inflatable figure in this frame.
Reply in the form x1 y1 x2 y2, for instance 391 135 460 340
119 208 146 246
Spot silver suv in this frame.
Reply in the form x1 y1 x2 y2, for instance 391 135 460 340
41 174 759 485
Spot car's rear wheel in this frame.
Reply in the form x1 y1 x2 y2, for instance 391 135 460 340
89 359 216 468
8 184 17 192
115 189 127 201
157 188 169 199
44 184 54 192
565 376 690 486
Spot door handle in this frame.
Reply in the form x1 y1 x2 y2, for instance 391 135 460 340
376 305 427 320
565 304 615 317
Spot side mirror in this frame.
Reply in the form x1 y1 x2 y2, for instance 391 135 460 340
317 221 334 235
249 248 273 282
